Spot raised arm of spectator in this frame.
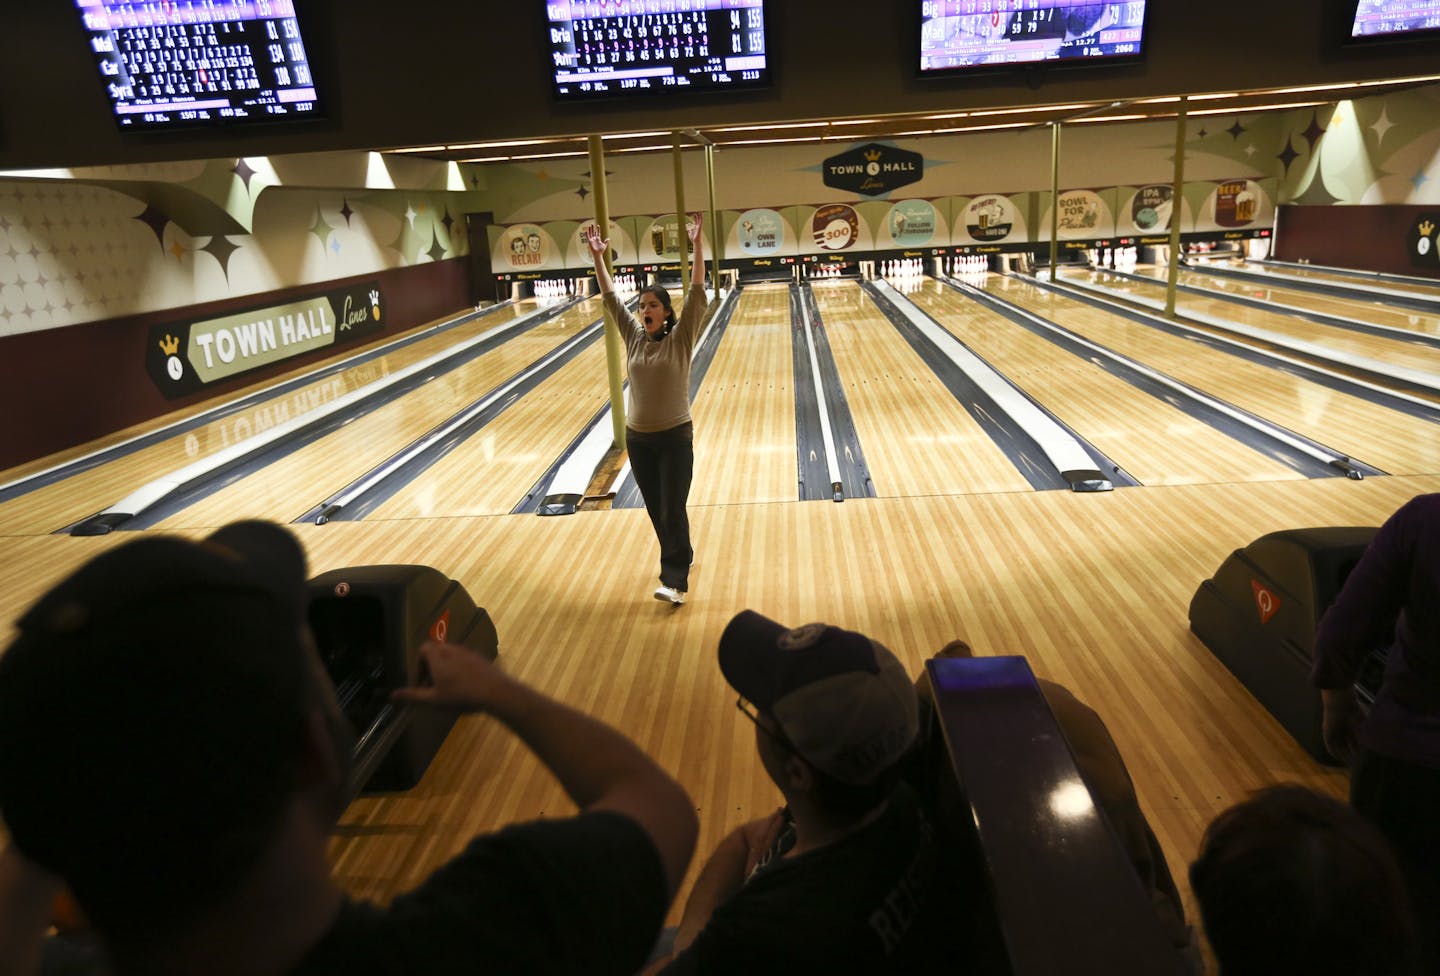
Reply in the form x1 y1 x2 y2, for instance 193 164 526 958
585 224 616 296
687 213 705 290
392 642 697 897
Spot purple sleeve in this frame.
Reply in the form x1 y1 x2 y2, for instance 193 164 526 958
1310 496 1426 688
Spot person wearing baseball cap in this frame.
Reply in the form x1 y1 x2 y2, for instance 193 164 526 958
643 610 950 974
0 521 696 976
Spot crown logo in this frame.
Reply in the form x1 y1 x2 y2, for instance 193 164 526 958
864 148 882 162
1421 219 1435 236
159 334 180 355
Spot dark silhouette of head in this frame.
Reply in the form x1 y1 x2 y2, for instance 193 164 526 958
1190 784 1415 976
0 522 353 953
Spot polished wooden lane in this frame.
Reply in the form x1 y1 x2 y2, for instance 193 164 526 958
688 283 798 507
1069 268 1440 376
1196 257 1440 302
5 282 1440 957
359 333 613 521
810 279 1035 497
904 277 1304 486
0 301 539 535
985 274 1440 475
156 299 603 529
1135 264 1440 339
5 474 1437 939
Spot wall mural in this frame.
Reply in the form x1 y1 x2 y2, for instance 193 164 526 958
3 82 1438 341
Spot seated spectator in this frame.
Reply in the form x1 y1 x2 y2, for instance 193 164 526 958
0 521 696 976
1189 784 1416 976
1310 492 1440 972
644 610 954 975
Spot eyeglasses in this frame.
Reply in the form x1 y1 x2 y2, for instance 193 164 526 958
736 696 794 751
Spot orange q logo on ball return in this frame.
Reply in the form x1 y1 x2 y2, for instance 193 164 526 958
1250 579 1281 625
812 204 859 251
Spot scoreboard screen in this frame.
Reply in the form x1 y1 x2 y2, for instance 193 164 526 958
73 0 324 131
918 1 1149 74
546 1 770 99
1348 0 1440 39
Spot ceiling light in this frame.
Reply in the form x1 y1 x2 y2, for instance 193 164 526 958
1069 114 1149 123
1266 82 1358 95
969 103 1093 117
447 137 569 150
1189 100 1325 116
504 149 589 161
722 135 837 146
1355 73 1440 87
710 120 829 133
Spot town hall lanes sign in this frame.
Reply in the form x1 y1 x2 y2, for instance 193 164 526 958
823 143 924 197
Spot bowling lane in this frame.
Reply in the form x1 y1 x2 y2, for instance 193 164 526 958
984 274 1440 475
904 279 1301 486
0 302 541 535
156 298 604 528
689 283 798 506
810 280 1033 497
1061 268 1440 376
1195 257 1440 303
1131 265 1440 339
359 342 613 520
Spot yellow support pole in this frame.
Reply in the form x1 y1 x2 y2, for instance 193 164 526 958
673 131 688 286
1049 122 1061 281
588 135 627 445
1165 97 1188 319
706 143 721 290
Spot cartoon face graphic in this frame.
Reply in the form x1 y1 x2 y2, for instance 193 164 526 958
511 238 526 255
527 234 542 254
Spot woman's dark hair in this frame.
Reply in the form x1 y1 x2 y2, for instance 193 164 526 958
641 286 677 330
1189 784 1415 976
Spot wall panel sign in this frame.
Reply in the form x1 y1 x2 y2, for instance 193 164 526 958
823 143 924 196
146 282 384 397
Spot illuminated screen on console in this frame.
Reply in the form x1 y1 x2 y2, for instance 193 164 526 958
919 1 1148 73
546 1 769 99
1349 0 1440 38
74 0 322 130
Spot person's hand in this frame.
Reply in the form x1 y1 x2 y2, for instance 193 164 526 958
686 212 702 243
1321 687 1362 765
584 224 609 257
391 642 511 713
739 807 788 877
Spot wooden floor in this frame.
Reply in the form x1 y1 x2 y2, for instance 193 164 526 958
1136 264 1440 340
903 279 1303 486
1075 267 1440 376
2 272 1437 964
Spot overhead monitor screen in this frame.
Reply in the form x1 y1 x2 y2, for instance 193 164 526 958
74 0 323 130
1348 0 1440 39
546 1 770 99
919 1 1149 74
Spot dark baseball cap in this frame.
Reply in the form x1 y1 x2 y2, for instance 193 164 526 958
719 610 919 786
0 521 314 913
